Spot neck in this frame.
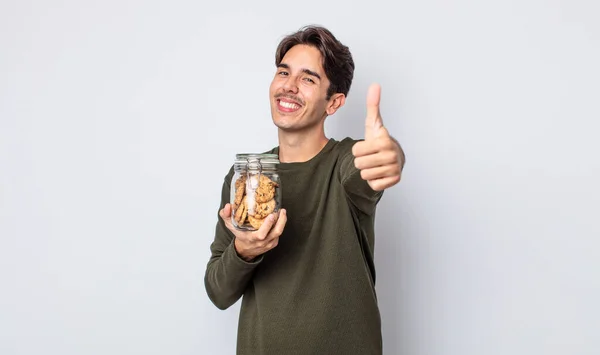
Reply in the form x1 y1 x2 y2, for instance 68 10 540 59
277 124 329 163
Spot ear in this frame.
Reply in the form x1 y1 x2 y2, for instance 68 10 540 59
326 93 346 115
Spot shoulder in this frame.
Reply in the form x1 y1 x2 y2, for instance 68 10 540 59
332 137 362 157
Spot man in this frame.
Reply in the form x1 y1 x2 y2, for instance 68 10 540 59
204 25 405 355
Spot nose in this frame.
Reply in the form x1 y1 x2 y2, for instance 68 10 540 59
282 75 299 94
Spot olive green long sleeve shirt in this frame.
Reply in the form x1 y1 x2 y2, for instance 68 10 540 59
205 138 384 355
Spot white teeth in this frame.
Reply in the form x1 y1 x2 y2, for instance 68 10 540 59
279 101 299 110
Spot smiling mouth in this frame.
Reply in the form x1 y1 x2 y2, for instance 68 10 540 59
276 98 302 112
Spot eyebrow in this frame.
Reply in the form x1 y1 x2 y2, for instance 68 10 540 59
278 63 321 80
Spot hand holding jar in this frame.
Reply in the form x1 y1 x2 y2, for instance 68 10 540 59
221 153 286 261
219 204 287 261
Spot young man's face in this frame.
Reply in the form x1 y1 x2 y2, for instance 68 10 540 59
269 44 343 132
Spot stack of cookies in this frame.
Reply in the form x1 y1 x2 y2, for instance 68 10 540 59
232 173 279 230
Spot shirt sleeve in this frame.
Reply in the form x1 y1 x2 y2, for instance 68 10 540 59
338 139 384 215
204 167 263 310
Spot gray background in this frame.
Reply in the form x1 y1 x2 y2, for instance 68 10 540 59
1 1 599 354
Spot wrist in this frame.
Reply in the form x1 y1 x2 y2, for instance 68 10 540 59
234 239 255 262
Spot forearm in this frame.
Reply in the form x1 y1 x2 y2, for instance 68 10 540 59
204 170 263 309
204 237 262 310
340 140 384 215
342 168 384 215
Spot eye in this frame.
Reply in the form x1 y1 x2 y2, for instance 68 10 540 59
278 71 289 76
303 77 315 83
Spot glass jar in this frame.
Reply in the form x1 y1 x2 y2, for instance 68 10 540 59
230 153 281 231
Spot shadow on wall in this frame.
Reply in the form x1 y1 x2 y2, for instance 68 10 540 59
374 196 418 355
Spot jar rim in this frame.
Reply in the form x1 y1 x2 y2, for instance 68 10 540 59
235 153 279 164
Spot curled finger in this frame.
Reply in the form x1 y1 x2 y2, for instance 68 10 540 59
253 213 277 241
267 209 287 240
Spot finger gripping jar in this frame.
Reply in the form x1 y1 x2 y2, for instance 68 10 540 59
230 153 281 231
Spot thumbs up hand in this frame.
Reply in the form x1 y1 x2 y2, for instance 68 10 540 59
352 84 404 191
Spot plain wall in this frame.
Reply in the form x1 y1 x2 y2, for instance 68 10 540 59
1 1 598 354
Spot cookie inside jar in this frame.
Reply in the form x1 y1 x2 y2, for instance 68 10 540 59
231 154 281 231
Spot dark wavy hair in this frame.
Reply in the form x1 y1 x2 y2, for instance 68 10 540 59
275 25 355 100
